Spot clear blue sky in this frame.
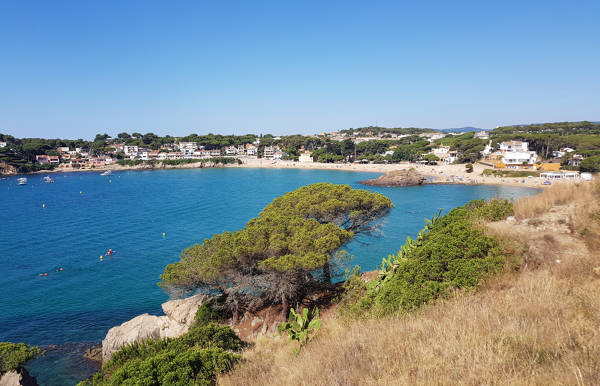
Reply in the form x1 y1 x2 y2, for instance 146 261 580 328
1 0 599 139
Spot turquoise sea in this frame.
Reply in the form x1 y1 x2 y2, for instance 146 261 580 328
0 168 538 385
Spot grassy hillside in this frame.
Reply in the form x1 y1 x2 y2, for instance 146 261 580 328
220 181 600 385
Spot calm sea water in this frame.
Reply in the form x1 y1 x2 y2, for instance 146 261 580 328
0 168 538 385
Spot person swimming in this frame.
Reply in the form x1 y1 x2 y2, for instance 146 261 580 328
106 248 114 255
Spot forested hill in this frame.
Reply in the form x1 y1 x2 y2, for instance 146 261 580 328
492 121 600 135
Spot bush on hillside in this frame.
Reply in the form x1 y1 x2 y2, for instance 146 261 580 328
80 323 244 385
341 199 513 317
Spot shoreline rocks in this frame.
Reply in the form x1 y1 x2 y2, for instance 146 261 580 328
0 368 38 386
101 293 209 363
83 344 103 363
360 168 427 187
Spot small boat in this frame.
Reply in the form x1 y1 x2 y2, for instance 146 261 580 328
100 170 112 176
43 176 55 183
17 177 27 185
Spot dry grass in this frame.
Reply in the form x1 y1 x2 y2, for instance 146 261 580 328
513 181 597 220
220 181 600 386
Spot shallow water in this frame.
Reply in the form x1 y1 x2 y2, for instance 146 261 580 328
0 168 538 385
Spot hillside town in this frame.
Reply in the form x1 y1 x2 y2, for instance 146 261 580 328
1 122 599 182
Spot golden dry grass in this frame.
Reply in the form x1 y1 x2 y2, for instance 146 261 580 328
220 181 600 386
513 181 597 220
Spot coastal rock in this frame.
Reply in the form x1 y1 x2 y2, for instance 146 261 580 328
0 368 38 386
101 293 209 362
0 162 17 176
83 344 103 363
360 169 427 187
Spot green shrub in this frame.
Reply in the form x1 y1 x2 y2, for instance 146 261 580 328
108 348 237 386
191 297 231 328
0 342 43 373
278 307 322 354
82 323 244 385
342 199 513 318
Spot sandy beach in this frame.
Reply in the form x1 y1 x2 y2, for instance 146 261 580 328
30 157 587 188
238 158 559 188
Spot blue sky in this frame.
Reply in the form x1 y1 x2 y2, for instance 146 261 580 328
1 0 599 139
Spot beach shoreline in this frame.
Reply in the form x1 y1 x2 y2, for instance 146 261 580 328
3 158 585 188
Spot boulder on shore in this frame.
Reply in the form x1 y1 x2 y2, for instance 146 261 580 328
0 368 38 386
360 168 427 187
101 293 209 363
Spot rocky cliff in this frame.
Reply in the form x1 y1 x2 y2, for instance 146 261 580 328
101 293 209 362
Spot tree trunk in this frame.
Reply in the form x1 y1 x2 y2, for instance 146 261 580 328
281 294 289 321
323 261 331 284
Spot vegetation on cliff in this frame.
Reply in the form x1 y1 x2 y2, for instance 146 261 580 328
79 312 244 386
160 183 393 319
221 181 600 385
340 199 513 317
0 342 42 373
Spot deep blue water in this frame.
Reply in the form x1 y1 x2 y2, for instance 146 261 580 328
0 168 538 385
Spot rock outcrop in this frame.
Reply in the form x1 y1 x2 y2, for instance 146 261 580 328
101 293 209 362
0 162 17 176
0 368 38 386
83 344 103 363
360 168 427 187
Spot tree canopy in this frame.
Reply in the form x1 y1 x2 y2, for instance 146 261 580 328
0 342 42 373
160 183 393 319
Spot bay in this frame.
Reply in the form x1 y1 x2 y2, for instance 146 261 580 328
0 168 538 385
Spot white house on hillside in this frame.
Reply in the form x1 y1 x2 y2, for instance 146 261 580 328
499 141 528 152
474 131 489 139
124 145 139 156
299 152 313 163
501 151 538 168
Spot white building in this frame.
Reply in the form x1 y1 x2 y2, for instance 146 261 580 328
499 141 528 152
445 151 458 165
501 151 538 168
182 148 196 158
167 152 184 160
124 145 139 156
299 152 313 163
481 141 493 158
225 146 237 156
246 145 258 156
0 142 6 148
432 146 450 158
237 145 245 155
474 131 489 139
263 146 276 159
57 146 70 153
139 150 149 160
177 142 198 151
540 171 580 180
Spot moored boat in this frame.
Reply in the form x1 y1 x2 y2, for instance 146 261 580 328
100 170 112 176
43 176 55 183
17 177 27 185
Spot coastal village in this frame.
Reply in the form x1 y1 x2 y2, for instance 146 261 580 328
2 122 597 183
